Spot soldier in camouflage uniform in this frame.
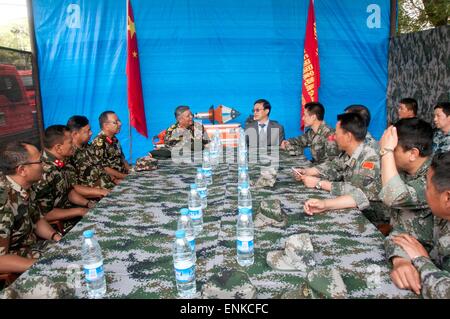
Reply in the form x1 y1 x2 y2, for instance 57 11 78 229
389 151 450 298
90 111 130 183
379 120 434 278
66 115 115 192
301 113 388 226
281 102 339 164
33 126 91 226
163 105 209 152
432 102 450 154
0 142 61 274
295 104 379 178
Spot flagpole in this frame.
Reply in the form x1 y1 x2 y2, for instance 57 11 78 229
127 0 132 163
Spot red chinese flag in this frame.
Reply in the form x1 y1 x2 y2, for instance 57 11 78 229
126 0 148 138
300 0 320 130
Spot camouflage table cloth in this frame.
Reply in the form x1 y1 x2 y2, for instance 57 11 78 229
2 151 417 299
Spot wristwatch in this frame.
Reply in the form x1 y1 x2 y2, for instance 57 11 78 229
379 147 394 157
315 180 322 190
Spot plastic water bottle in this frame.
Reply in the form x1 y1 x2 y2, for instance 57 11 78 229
238 148 248 170
188 184 203 234
202 150 213 185
238 182 252 211
209 131 219 166
177 208 196 258
236 213 254 266
195 168 208 209
81 230 106 298
237 166 249 192
173 229 196 297
238 128 247 151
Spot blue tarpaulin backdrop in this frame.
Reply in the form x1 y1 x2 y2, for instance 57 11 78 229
32 0 390 162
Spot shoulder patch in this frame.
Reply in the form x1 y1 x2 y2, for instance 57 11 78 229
327 134 336 142
361 161 375 170
95 138 104 147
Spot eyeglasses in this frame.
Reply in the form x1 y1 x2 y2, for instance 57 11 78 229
106 120 121 125
253 108 264 113
16 160 43 167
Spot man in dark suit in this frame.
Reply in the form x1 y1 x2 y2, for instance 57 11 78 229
244 99 285 151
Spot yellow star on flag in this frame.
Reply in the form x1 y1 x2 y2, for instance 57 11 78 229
133 51 138 58
128 16 135 39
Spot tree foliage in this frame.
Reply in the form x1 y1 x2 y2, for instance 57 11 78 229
398 0 449 34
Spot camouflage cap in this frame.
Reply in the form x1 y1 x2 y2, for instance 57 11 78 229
132 155 158 172
254 166 277 188
2 276 75 299
202 268 257 299
306 268 347 299
279 268 347 299
284 143 303 157
266 233 315 271
254 199 288 228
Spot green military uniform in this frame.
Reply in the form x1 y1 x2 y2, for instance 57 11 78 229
163 121 209 151
315 132 379 178
319 142 389 226
412 217 449 299
0 175 45 259
33 150 74 215
90 131 128 174
432 129 450 154
66 144 115 190
286 122 339 164
382 158 434 261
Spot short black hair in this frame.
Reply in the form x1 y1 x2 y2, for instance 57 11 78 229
174 105 191 119
0 141 34 175
430 151 450 193
254 99 271 116
99 111 116 129
394 118 433 157
305 102 325 121
67 115 89 132
400 98 418 116
344 104 371 127
337 112 367 142
434 102 450 117
44 125 70 149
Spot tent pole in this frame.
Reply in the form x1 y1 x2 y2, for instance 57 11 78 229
390 0 397 37
26 0 45 150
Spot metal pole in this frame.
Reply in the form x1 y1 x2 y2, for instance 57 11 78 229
26 0 45 150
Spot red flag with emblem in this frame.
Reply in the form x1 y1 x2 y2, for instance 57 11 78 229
300 0 320 131
126 0 148 138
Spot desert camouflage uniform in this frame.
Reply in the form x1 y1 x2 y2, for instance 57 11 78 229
382 158 434 261
0 175 45 258
33 151 74 215
66 144 115 189
412 217 449 299
324 142 388 225
90 131 128 174
163 121 209 151
286 122 339 164
432 129 450 154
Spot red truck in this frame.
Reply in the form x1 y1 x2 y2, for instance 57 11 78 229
0 64 38 149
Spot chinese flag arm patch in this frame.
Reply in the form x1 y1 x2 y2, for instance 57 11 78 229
361 161 375 170
327 134 336 142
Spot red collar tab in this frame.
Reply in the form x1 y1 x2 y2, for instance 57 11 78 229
54 159 65 168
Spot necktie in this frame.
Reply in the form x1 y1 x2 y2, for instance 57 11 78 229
259 123 267 147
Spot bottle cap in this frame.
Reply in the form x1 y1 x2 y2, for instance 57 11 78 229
83 230 94 238
180 208 189 215
190 184 197 189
